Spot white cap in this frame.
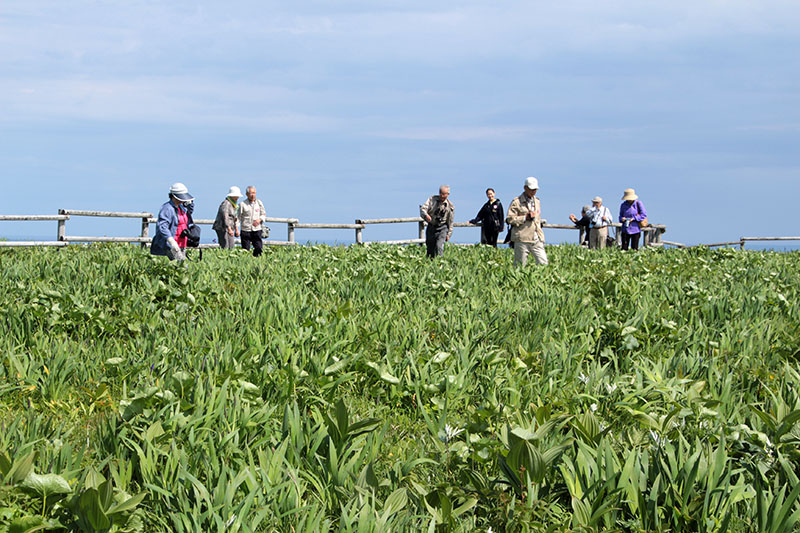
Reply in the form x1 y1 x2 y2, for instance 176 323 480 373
227 186 242 198
592 196 602 203
524 176 539 190
169 182 193 202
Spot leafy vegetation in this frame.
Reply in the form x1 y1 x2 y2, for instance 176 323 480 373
1 244 799 531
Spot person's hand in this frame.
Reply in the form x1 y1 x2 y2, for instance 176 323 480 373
235 230 240 237
426 214 432 222
569 214 577 223
227 228 234 236
445 235 450 242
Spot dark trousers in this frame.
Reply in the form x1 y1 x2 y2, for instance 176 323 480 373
481 227 500 247
240 230 263 257
426 224 448 258
621 232 640 251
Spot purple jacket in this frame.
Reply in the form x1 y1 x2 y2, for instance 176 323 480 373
619 200 647 235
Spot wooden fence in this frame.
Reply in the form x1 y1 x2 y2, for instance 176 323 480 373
0 209 674 248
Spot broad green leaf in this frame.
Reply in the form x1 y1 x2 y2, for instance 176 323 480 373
21 472 71 497
106 492 146 516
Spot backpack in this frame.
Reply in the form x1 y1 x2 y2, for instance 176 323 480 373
181 224 201 248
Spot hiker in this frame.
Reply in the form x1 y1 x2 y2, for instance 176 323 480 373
506 176 548 266
420 185 454 258
212 186 242 249
619 188 647 250
150 182 194 262
469 188 504 247
568 205 593 247
237 186 266 257
588 196 613 249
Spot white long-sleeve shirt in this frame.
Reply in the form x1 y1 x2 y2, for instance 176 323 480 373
237 198 265 232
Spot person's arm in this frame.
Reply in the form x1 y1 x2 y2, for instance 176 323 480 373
420 196 433 222
633 201 647 222
602 206 612 224
156 204 174 240
619 203 626 223
506 197 525 227
470 203 486 225
446 204 454 241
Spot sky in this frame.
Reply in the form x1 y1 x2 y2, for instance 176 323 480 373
1 0 799 245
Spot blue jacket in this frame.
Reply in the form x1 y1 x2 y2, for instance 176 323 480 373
150 200 194 256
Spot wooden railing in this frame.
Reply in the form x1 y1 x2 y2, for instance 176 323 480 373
0 209 671 248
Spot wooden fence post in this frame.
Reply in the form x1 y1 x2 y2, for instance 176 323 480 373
57 209 66 241
355 220 363 245
288 221 295 244
140 216 149 249
418 221 425 240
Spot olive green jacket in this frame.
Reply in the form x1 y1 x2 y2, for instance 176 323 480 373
506 193 545 243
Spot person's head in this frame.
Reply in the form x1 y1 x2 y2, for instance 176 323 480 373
486 188 495 201
621 188 638 203
592 196 602 207
246 185 256 202
227 186 243 201
581 205 592 217
439 185 450 200
523 176 538 198
169 182 193 205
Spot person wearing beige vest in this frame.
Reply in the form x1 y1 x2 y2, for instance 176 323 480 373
506 176 548 266
420 185 455 258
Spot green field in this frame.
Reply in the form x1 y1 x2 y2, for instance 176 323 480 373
1 244 799 532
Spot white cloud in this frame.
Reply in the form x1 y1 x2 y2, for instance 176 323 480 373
377 125 631 142
0 77 341 130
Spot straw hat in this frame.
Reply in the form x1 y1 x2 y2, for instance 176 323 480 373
621 188 638 201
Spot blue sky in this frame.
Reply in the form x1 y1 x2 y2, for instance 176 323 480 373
1 1 799 245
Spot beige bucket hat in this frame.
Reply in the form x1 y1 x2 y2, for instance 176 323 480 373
622 188 638 201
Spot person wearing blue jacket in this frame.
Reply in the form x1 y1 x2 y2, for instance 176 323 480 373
150 182 194 261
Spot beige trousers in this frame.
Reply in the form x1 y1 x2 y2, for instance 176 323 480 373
589 226 608 249
514 241 548 266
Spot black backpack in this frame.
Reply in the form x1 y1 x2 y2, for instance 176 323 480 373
181 223 201 248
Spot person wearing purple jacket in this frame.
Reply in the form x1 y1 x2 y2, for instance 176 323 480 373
619 188 647 250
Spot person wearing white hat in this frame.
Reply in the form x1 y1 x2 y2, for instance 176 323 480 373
505 176 548 266
212 186 242 249
588 196 613 249
150 182 195 261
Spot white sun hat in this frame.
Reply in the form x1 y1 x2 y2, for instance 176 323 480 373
169 182 194 202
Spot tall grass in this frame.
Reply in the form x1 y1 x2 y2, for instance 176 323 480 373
1 244 799 531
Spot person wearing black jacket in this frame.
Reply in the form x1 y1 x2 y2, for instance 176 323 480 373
469 188 505 247
569 205 593 247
